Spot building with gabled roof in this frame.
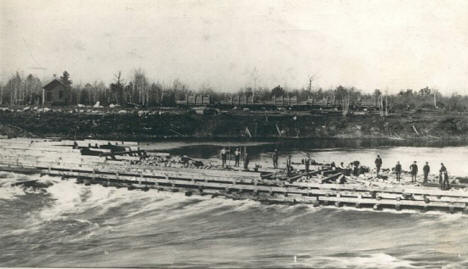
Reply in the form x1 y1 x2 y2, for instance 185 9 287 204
42 79 69 105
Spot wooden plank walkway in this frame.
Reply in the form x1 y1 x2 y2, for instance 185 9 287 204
1 138 468 213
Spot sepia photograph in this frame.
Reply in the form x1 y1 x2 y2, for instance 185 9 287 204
1 0 467 268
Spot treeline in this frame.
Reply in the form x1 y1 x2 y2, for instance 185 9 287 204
0 72 42 106
1 70 468 112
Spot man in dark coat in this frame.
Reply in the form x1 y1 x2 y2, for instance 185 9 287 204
395 161 402 182
286 155 292 177
243 151 250 171
375 155 383 176
220 147 227 168
410 161 418 183
304 153 311 173
353 161 360 176
423 162 430 183
439 163 449 190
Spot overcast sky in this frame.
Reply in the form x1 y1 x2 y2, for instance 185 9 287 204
1 0 468 93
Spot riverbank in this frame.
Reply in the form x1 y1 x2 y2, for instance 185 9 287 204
1 110 468 143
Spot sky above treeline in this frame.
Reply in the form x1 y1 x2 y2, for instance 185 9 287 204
1 0 468 93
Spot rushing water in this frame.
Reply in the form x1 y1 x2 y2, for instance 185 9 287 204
1 140 468 268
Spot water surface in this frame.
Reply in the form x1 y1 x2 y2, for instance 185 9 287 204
1 140 467 268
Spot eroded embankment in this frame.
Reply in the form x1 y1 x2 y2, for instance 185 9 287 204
1 111 468 142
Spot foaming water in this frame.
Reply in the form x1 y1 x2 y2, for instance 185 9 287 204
0 185 27 201
1 177 467 268
2 142 468 268
0 172 47 201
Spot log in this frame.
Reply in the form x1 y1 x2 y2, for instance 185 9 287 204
321 173 343 184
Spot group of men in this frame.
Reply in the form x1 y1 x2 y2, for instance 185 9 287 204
376 155 450 190
220 147 249 170
220 147 300 173
219 148 452 190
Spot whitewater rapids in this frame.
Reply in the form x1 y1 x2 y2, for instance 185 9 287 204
1 171 467 268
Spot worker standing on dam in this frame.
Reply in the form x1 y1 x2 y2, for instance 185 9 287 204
440 163 449 190
410 161 418 183
352 161 360 176
286 155 292 176
272 148 279 169
303 153 311 173
375 155 382 176
234 148 240 167
243 150 250 171
423 162 430 183
220 147 227 168
395 161 402 182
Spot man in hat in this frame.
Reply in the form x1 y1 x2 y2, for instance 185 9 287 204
410 161 418 183
220 147 227 168
423 162 430 184
234 148 240 167
395 161 402 182
375 155 383 176
304 153 311 173
439 163 449 190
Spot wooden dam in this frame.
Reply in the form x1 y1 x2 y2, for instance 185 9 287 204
1 138 468 214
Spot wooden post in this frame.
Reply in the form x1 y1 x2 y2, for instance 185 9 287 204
355 194 362 208
335 193 341 207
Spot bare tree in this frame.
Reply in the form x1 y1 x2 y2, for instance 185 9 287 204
110 71 125 105
133 69 148 106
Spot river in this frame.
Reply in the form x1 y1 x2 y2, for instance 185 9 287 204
1 139 467 268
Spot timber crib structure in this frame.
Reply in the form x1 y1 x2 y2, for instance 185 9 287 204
1 138 468 214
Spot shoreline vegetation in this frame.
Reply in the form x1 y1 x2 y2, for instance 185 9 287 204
2 71 468 112
2 70 468 144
